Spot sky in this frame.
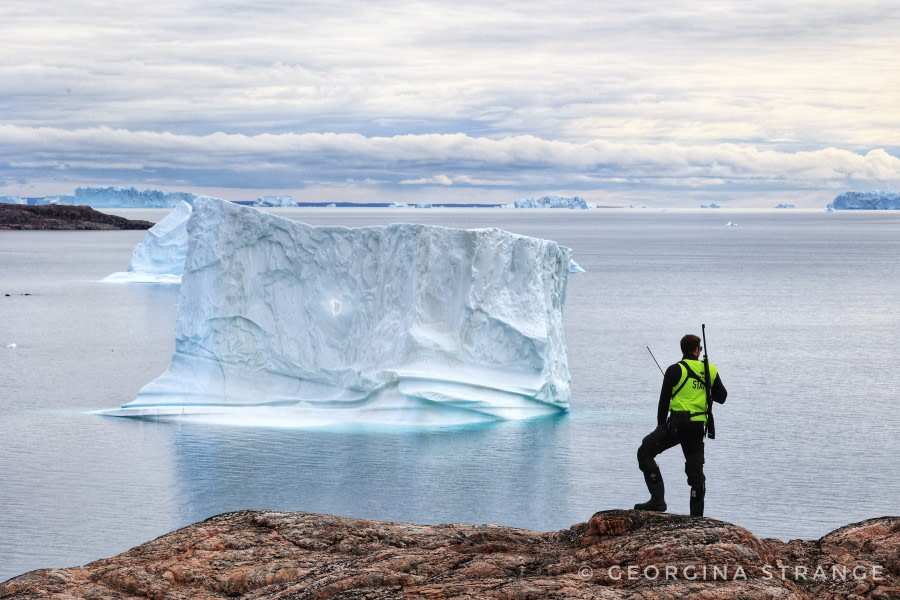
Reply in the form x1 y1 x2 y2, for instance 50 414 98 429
2 1 899 207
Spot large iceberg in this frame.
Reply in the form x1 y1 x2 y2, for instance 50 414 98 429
254 195 297 207
98 197 571 427
829 191 900 210
510 195 589 209
45 186 199 208
104 199 586 284
102 201 192 283
0 195 27 205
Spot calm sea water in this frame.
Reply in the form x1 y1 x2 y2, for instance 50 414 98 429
1 208 899 581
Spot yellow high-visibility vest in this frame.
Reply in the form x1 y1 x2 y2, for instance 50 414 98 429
669 359 717 422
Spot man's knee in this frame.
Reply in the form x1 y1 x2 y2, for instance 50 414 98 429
638 426 673 470
637 433 653 455
637 439 661 473
636 445 648 470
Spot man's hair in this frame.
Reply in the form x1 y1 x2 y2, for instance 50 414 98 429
681 334 701 354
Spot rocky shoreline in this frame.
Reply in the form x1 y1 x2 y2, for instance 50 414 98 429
0 204 154 230
1 509 897 599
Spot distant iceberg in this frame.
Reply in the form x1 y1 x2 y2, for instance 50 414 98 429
44 186 199 208
102 201 192 284
700 203 721 209
511 195 588 209
254 195 297 207
97 198 572 427
828 191 900 210
774 203 796 209
0 195 27 205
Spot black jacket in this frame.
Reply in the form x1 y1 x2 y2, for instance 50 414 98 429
657 354 727 426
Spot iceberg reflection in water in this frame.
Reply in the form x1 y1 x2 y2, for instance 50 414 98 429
166 412 574 529
97 198 572 427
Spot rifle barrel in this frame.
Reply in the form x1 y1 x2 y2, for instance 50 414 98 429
647 346 665 376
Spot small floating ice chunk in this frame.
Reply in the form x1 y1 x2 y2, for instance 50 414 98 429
569 259 585 273
6 343 16 348
725 221 738 227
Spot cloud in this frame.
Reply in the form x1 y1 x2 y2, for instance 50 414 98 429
4 2 897 142
2 124 898 194
400 175 454 186
1 1 898 202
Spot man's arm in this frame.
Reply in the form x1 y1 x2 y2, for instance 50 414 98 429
657 364 681 426
712 375 727 404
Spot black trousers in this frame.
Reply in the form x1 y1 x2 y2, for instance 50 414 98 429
637 419 706 490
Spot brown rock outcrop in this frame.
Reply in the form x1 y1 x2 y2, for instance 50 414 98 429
1 510 896 599
0 204 154 230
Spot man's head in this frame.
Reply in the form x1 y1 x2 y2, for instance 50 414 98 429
681 334 702 357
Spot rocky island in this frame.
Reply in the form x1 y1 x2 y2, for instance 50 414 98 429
0 204 154 230
1 510 896 599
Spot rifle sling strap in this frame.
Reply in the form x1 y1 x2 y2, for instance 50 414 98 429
671 360 705 398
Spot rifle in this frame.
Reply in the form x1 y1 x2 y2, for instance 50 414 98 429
701 323 715 439
647 346 664 376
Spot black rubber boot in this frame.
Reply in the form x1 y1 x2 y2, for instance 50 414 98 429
690 484 705 517
634 473 667 511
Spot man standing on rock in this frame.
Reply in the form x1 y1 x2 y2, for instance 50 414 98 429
635 334 727 516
